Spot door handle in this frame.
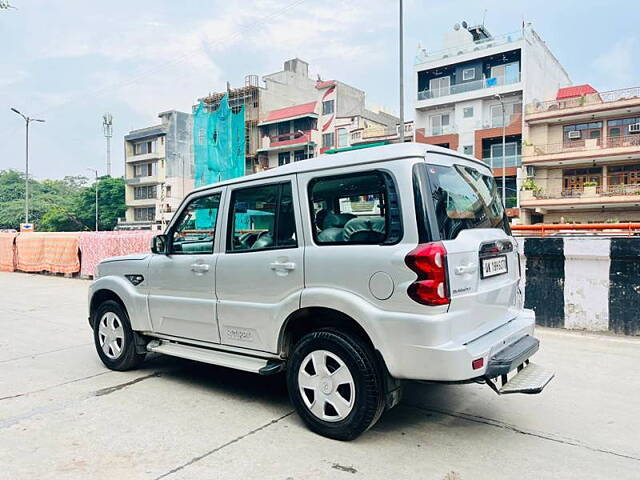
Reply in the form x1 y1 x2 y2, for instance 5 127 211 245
190 263 210 273
269 261 296 271
455 262 477 275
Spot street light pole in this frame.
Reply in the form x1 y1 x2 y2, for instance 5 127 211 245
398 0 405 143
494 95 507 205
87 168 99 231
11 108 45 224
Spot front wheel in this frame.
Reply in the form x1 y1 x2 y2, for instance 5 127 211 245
287 329 385 440
92 300 145 371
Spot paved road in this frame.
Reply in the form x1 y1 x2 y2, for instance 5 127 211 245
1 272 639 479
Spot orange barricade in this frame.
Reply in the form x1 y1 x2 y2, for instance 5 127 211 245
15 232 81 274
0 232 18 272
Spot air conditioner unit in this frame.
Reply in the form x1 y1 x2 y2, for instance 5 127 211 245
629 123 640 134
568 130 581 140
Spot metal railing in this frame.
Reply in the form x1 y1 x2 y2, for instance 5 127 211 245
525 135 640 156
527 180 640 200
511 223 640 237
415 30 523 64
484 155 522 169
417 73 521 101
526 86 640 114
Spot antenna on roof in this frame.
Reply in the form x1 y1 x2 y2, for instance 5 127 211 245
482 9 487 27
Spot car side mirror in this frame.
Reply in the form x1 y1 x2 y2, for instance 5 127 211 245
151 234 169 254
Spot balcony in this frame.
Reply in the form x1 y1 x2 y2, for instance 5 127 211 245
258 130 313 152
125 175 159 185
524 135 640 166
415 30 523 65
521 181 640 209
482 155 522 169
126 151 162 163
417 73 521 103
526 87 640 115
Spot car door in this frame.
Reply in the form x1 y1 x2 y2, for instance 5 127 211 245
147 188 224 343
215 176 304 353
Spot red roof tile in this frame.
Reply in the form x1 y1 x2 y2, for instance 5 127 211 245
264 101 317 123
556 84 598 100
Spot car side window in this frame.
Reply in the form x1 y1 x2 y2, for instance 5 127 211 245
227 182 297 252
170 192 221 254
308 170 402 245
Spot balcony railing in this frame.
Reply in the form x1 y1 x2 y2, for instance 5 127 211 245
525 135 640 156
422 124 458 137
415 30 523 64
417 73 521 101
483 155 522 169
526 86 640 114
529 181 640 201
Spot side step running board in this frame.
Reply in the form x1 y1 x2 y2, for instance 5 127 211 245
486 362 555 395
147 340 284 375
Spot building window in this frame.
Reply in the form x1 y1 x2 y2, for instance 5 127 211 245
337 128 348 148
322 132 335 148
278 152 291 166
491 102 522 128
322 100 334 115
429 76 450 97
490 62 520 84
134 139 157 155
462 68 475 81
134 185 157 200
562 167 603 192
563 122 603 143
165 186 171 198
277 122 290 136
294 150 306 162
134 207 156 222
463 145 473 155
463 106 474 118
133 162 156 178
429 113 450 136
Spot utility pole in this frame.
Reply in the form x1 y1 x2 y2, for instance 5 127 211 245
494 94 507 205
398 0 405 143
11 108 45 224
87 168 99 231
103 113 113 177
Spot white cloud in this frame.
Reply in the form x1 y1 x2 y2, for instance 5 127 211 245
592 37 638 87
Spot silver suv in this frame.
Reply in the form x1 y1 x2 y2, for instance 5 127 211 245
89 143 553 440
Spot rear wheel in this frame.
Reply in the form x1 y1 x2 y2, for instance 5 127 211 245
287 329 385 440
93 300 145 371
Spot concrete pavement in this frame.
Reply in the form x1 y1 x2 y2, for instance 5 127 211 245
1 271 639 479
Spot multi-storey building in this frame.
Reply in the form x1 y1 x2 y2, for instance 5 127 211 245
414 23 570 211
257 86 401 169
520 85 640 224
119 110 192 230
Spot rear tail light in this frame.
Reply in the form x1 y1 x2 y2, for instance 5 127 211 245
405 242 450 306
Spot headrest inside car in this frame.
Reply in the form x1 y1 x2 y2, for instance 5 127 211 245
323 213 356 229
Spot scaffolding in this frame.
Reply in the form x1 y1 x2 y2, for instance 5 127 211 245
201 75 261 175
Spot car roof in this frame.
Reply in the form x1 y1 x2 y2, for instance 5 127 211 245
190 142 488 194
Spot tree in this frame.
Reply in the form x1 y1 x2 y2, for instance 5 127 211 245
75 177 126 231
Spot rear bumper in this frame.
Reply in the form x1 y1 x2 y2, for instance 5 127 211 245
385 308 536 381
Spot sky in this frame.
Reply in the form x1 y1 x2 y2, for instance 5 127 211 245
0 0 638 180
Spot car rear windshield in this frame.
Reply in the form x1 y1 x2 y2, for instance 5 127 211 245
414 162 508 241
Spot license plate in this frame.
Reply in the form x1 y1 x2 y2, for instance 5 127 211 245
481 255 508 278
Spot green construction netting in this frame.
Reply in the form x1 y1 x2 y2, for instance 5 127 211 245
193 94 245 229
193 94 245 187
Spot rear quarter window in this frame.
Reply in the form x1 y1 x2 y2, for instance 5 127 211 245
414 162 508 241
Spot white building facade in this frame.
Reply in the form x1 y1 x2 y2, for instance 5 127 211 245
414 23 570 212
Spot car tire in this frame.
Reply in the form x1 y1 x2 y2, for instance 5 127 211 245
93 300 145 371
287 329 385 441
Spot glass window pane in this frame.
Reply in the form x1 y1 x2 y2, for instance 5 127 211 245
170 193 220 254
